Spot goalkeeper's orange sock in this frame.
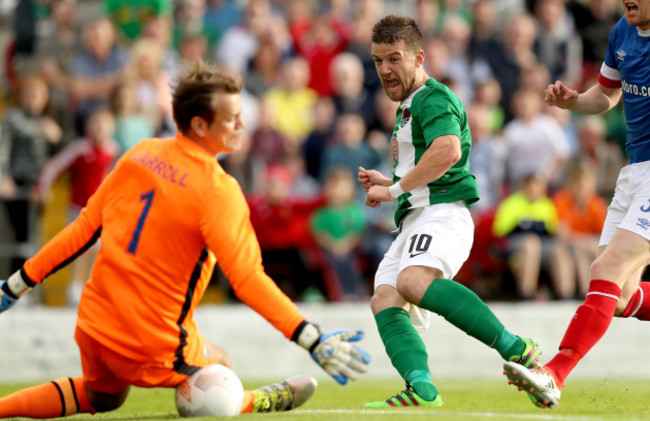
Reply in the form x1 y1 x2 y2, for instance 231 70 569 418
240 390 255 413
0 376 95 418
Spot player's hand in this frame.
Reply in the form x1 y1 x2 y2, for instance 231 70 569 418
358 167 390 192
367 185 393 203
544 81 578 109
0 271 32 313
295 322 371 385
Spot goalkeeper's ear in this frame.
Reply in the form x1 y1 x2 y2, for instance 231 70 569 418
292 321 322 352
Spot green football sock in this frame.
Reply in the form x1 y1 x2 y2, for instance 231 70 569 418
375 307 438 401
419 278 522 358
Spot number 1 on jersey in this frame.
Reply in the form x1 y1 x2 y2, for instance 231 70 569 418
128 190 155 255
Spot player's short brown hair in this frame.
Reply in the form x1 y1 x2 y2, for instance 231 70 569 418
371 15 423 53
172 59 243 134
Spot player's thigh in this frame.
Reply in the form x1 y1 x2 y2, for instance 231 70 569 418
397 202 474 279
593 228 650 286
596 163 650 284
75 327 130 410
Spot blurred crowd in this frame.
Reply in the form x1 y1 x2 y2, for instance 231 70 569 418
0 0 633 305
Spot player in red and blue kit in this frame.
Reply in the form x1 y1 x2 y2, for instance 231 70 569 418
503 0 650 409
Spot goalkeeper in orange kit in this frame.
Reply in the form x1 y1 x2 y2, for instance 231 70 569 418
0 60 371 418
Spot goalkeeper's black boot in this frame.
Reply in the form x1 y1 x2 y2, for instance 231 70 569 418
251 375 317 412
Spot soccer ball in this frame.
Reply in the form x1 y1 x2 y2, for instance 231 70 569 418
175 364 244 417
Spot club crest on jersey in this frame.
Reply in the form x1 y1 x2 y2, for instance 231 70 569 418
616 50 626 61
399 108 411 128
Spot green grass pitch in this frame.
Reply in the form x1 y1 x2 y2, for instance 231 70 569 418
2 377 650 421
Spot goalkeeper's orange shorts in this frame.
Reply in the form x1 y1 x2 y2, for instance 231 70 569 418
74 327 230 394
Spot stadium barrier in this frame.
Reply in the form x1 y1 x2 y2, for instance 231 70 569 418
0 301 647 383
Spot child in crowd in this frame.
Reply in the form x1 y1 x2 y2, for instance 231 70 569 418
310 168 368 301
492 174 575 300
109 81 154 155
37 108 119 305
0 75 62 273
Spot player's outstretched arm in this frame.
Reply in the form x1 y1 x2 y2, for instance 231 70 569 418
292 321 372 385
0 270 33 312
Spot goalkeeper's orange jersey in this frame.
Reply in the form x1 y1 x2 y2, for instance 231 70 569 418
23 133 305 369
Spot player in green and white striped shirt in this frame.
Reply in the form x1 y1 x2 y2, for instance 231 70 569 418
359 14 542 408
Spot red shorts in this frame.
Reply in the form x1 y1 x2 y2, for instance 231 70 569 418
75 327 228 394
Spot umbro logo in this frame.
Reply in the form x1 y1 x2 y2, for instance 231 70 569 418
616 50 627 61
636 218 650 230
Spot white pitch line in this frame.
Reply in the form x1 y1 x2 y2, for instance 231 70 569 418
297 409 610 421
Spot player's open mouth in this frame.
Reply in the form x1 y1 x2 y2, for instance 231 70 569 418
625 2 638 13
385 79 400 91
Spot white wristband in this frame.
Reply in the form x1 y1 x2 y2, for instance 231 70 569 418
388 182 405 199
7 271 30 297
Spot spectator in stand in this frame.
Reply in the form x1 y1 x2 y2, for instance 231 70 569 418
552 164 608 298
423 38 450 84
345 11 381 95
36 0 80 142
69 17 128 137
483 13 540 123
263 57 318 145
249 101 287 166
244 35 283 97
439 14 493 106
142 16 181 78
203 0 243 48
246 164 327 301
291 11 351 97
359 129 397 277
9 0 52 87
532 0 582 89
566 0 621 89
473 77 504 134
468 0 501 67
172 0 207 50
214 0 272 75
569 115 626 202
414 0 440 42
0 75 62 273
303 97 337 180
320 113 381 191
503 88 570 190
330 52 376 130
310 168 368 301
546 104 579 156
519 62 551 93
123 38 175 136
105 0 172 43
108 81 155 156
178 34 208 65
282 153 321 200
36 108 119 305
437 0 472 25
467 102 506 214
351 0 385 23
369 87 400 135
493 174 575 300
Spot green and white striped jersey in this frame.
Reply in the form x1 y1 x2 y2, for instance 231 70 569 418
390 78 479 227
